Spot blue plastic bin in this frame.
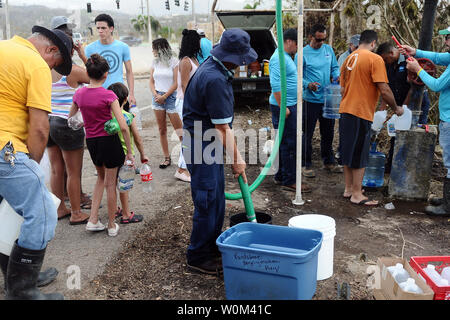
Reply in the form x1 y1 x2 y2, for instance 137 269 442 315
216 222 323 300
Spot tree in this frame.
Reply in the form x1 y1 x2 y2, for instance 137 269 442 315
243 0 262 9
131 15 161 41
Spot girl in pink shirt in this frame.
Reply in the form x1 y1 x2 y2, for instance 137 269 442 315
70 54 134 237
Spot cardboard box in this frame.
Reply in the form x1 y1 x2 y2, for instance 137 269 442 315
234 65 248 78
375 257 434 300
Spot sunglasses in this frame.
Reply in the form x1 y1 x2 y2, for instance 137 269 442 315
314 37 326 42
446 35 450 41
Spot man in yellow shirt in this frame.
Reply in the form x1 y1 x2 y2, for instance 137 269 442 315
0 26 72 300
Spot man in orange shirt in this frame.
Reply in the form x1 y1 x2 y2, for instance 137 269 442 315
339 30 404 206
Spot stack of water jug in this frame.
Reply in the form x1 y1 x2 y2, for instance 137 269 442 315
388 263 450 294
420 264 450 287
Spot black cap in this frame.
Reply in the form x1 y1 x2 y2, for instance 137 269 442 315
31 25 73 75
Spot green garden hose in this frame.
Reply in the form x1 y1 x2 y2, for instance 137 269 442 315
225 0 287 202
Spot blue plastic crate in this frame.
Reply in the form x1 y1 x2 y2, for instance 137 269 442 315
216 222 323 300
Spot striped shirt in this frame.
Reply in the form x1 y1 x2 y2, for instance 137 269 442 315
50 76 80 119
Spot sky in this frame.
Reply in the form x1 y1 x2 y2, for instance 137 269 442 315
9 0 273 17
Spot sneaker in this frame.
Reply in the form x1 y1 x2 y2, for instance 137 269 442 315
174 170 191 182
86 220 105 232
324 164 344 173
187 259 223 276
302 167 316 178
107 223 120 237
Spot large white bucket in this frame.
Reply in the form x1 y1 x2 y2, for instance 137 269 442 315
0 193 60 256
288 214 336 280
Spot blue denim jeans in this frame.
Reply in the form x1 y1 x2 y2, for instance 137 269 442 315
0 144 57 250
270 104 297 186
439 121 450 178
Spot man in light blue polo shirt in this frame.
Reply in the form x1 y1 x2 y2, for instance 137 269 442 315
302 23 341 178
403 28 450 217
85 14 136 105
269 28 311 193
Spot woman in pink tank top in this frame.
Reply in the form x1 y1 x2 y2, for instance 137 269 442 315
174 29 201 183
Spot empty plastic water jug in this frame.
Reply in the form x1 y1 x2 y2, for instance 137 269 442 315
387 263 410 284
441 266 450 283
423 264 443 285
323 83 341 119
362 143 385 188
372 110 387 132
399 278 423 294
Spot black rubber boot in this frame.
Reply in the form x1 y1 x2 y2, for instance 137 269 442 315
1 252 58 290
0 253 8 291
425 178 450 217
6 241 64 300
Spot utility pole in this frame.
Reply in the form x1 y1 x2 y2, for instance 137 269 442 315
146 0 152 43
192 0 196 27
5 0 10 39
140 0 144 15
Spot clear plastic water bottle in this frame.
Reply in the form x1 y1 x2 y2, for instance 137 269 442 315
387 263 410 284
441 266 450 283
423 264 443 285
140 161 152 193
399 278 423 294
68 111 84 130
130 105 142 130
117 160 135 193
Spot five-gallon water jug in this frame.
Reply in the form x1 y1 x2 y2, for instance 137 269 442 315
323 83 341 119
362 143 385 188
387 263 410 284
399 278 423 294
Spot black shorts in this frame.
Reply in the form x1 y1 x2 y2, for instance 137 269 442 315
47 116 85 151
86 135 125 169
339 113 372 169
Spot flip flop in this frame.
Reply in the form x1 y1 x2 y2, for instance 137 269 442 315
69 216 90 225
80 198 92 209
343 189 365 199
350 199 379 206
120 212 143 224
57 212 71 220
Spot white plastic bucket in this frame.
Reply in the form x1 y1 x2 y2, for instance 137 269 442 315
288 214 336 280
0 193 60 256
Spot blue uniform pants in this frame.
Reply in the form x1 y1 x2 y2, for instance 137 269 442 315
184 138 225 264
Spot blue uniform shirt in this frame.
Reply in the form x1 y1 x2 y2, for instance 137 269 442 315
269 50 297 107
183 55 234 138
197 38 213 64
85 40 131 89
302 44 340 104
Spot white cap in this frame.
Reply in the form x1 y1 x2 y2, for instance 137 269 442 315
197 29 205 36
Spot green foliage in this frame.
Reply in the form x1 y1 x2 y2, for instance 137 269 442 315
130 14 161 40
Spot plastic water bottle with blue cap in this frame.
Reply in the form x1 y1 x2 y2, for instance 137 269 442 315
130 104 142 130
323 78 341 119
117 160 135 193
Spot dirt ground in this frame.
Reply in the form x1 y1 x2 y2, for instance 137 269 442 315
69 103 449 301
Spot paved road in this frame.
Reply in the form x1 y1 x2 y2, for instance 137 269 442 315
0 78 192 300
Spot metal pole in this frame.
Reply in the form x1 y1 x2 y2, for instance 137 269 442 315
146 0 152 43
211 0 218 43
192 0 196 27
5 0 10 39
293 0 305 206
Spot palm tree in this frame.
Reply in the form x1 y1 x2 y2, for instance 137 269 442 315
131 15 161 41
244 0 261 9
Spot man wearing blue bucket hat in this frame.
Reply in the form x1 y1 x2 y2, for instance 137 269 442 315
182 28 257 275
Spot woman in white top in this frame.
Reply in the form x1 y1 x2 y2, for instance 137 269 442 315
149 38 188 180
173 29 201 182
